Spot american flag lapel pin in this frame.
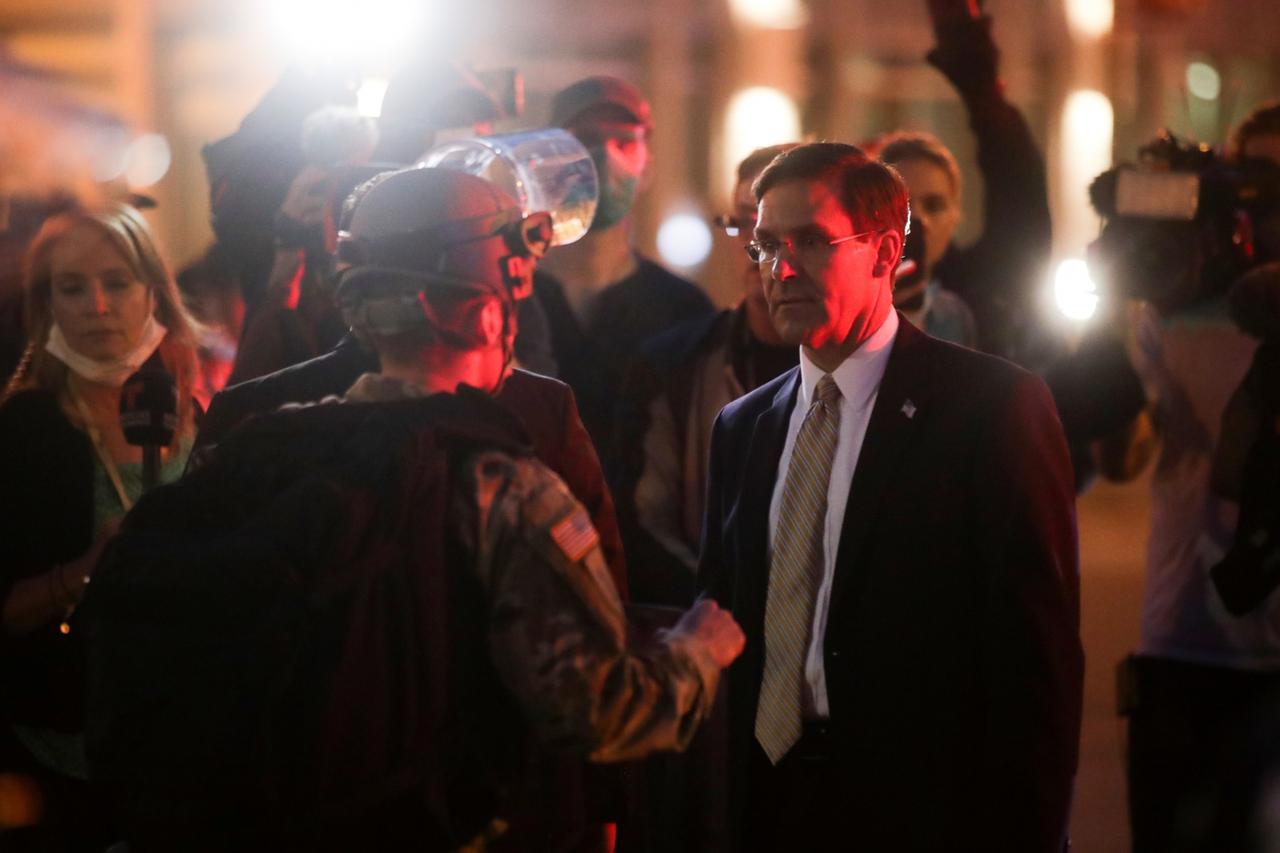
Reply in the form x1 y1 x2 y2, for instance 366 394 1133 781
901 399 917 419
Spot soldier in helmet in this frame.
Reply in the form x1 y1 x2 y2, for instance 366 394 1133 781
196 174 631 595
83 167 744 852
332 166 744 758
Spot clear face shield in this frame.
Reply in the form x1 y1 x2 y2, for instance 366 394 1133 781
420 128 600 247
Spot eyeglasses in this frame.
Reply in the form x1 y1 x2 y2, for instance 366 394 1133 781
745 229 881 265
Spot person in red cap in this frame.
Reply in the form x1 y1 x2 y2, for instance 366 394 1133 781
534 75 715 486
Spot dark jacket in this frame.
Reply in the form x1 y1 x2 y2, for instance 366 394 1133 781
198 333 626 596
615 307 797 604
86 387 719 852
700 318 1083 852
0 389 96 730
533 257 715 480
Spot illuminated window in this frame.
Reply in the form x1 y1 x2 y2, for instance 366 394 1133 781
1065 0 1113 39
724 87 800 195
727 0 808 29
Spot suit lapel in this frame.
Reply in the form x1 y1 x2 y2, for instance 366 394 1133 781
829 317 935 612
735 369 800 638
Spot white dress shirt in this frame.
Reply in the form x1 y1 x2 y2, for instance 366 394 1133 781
767 309 898 718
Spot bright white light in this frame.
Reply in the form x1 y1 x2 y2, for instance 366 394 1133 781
725 87 800 195
727 0 808 29
1054 259 1100 321
267 0 426 67
124 134 171 187
657 212 713 269
357 77 389 118
1186 62 1221 101
90 126 130 182
1065 0 1113 39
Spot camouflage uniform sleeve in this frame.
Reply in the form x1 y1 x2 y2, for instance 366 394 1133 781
459 450 721 763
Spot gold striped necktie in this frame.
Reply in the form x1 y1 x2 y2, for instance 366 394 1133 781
755 372 842 764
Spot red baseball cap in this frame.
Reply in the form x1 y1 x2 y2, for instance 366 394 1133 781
550 75 652 130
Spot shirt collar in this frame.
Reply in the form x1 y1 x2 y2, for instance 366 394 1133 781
797 309 898 412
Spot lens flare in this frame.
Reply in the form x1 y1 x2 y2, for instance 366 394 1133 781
357 77 389 118
267 0 427 67
1054 259 1100 321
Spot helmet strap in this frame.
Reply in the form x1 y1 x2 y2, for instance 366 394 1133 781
489 295 518 395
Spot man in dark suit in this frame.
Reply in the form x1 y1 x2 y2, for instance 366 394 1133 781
698 142 1082 852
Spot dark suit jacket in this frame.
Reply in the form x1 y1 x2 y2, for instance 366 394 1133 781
698 317 1082 852
197 334 627 594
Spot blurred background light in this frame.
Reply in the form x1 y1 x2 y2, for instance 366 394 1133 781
1186 61 1222 100
124 133 171 187
267 0 427 68
657 211 714 269
725 87 800 195
89 125 131 183
1054 258 1100 321
1065 0 1114 39
0 772 42 830
727 0 808 30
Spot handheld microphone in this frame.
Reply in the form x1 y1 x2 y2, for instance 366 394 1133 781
120 362 177 492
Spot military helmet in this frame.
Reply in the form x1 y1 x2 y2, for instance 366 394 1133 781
335 166 552 337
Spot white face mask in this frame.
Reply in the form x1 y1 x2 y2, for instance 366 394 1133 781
45 316 168 387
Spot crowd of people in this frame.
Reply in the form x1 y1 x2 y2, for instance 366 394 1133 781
2 0 1280 850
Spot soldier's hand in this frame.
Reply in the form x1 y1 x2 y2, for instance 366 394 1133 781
677 598 745 668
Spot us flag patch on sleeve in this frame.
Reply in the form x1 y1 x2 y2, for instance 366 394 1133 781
551 510 599 562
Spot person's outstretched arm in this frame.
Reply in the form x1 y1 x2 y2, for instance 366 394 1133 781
459 451 743 763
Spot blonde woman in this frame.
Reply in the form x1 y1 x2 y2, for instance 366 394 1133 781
0 203 199 847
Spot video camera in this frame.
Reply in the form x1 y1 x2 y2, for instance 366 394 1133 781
1087 131 1280 314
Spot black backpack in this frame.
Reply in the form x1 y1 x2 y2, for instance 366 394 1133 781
81 390 531 851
